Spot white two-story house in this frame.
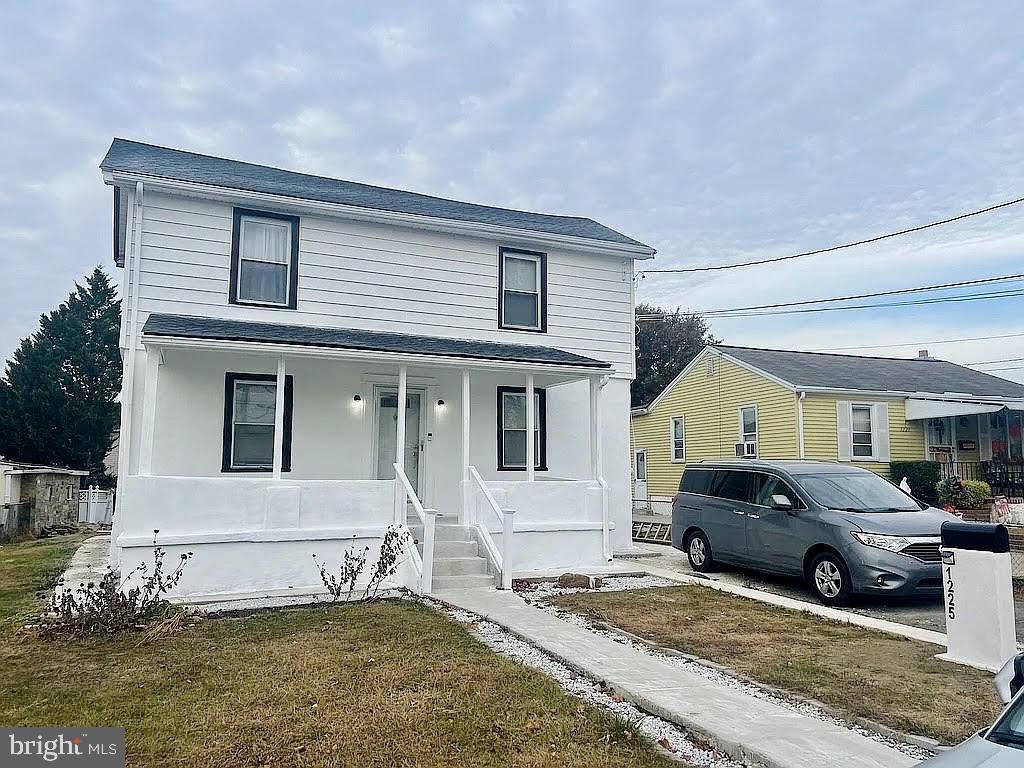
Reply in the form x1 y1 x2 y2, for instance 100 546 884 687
101 138 655 602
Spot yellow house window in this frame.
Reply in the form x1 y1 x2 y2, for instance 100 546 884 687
670 416 685 462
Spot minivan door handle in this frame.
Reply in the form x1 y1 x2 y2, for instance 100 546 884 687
747 513 761 519
732 509 745 516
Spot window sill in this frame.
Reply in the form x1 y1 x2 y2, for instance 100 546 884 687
670 459 686 464
496 466 549 472
498 323 546 334
221 467 292 474
230 299 295 310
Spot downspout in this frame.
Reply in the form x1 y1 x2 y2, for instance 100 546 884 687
112 181 144 566
797 390 806 459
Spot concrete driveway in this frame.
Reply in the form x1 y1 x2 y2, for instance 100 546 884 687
627 542 1024 641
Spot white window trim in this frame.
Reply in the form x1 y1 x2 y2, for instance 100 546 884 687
738 404 758 445
837 401 891 463
235 214 293 308
670 416 686 463
231 379 278 470
634 449 647 481
500 249 543 331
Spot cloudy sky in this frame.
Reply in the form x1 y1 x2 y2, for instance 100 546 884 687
3 1 1024 381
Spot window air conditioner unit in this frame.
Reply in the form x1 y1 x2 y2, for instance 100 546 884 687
734 441 757 458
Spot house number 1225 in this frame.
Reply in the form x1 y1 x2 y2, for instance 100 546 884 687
945 566 955 620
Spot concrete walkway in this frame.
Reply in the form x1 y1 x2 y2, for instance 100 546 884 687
437 587 918 768
55 534 110 598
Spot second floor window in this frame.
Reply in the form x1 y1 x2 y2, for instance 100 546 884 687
230 209 300 309
499 247 546 332
670 416 685 462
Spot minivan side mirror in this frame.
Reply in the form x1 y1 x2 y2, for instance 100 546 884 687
770 494 794 511
995 652 1024 704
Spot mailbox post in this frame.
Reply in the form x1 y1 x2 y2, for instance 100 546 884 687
938 521 1017 671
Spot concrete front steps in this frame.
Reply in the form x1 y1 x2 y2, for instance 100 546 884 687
407 515 495 592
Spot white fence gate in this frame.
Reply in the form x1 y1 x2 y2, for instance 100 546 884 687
78 486 114 525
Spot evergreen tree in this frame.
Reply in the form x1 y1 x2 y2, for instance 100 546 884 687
0 267 121 483
633 304 719 408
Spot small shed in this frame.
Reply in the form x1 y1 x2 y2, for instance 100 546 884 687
1 460 88 535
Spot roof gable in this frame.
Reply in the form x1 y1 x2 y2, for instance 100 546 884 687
101 139 654 254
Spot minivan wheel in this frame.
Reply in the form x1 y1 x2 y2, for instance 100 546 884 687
809 552 852 606
686 530 716 573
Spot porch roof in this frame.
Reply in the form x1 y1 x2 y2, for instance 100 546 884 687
141 313 612 371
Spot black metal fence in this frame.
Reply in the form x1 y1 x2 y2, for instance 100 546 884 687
940 460 1024 497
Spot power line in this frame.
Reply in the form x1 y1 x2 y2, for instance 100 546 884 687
690 273 1024 316
707 287 1024 318
974 365 1024 373
636 195 1024 275
968 357 1024 366
810 332 1024 352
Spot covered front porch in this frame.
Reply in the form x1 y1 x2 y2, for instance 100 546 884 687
115 315 628 601
906 397 1024 496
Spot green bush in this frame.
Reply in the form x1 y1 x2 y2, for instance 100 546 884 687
890 461 941 502
936 477 993 509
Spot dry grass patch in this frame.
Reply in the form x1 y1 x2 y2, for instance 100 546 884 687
0 536 680 768
550 585 1002 745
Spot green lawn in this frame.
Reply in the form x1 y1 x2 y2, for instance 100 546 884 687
550 585 1003 745
0 536 679 768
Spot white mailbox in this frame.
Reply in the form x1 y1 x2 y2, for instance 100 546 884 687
938 521 1017 671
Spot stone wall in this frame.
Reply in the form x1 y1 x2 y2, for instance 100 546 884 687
20 473 80 533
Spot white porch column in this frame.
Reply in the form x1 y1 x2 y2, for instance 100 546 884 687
138 347 162 476
525 374 535 482
272 356 286 480
394 365 409 523
462 370 472 522
589 375 602 480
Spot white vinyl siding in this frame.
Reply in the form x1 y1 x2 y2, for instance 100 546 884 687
836 401 890 462
130 192 635 376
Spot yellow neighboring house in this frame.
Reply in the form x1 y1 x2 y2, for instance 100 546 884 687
630 344 1024 512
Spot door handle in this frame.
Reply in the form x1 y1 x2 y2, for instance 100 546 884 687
747 513 761 519
732 509 745 516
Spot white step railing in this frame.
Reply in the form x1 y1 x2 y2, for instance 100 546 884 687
394 463 437 594
468 465 515 589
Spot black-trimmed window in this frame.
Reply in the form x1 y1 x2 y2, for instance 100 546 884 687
222 373 293 472
498 247 547 332
229 208 300 309
497 386 547 471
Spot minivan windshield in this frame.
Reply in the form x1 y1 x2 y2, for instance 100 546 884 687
799 472 922 513
987 690 1024 750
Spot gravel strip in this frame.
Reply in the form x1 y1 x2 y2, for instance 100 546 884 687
436 600 744 767
517 576 933 762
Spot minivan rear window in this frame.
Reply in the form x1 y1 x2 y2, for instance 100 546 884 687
711 470 754 502
680 468 714 495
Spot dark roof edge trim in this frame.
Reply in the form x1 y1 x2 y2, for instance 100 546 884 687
107 168 656 258
142 329 612 370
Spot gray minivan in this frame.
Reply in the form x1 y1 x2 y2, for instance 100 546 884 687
671 459 956 605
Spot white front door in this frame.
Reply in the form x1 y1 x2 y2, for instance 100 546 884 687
634 449 648 502
376 390 423 493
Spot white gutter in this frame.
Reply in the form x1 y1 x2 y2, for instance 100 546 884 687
141 334 613 378
796 391 806 459
116 181 144 481
104 171 657 260
797 385 1024 406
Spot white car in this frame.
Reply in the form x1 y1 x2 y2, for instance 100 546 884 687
917 653 1024 766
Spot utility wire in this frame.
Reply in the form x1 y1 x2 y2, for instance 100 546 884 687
975 365 1024 373
705 287 1024 318
809 332 1024 352
636 195 1024 275
967 357 1024 366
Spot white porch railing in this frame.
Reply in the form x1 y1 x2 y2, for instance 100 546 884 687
394 463 437 594
469 465 515 589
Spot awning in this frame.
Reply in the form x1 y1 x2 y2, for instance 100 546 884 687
905 398 1007 420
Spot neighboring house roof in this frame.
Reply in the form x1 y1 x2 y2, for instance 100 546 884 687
0 459 87 476
716 345 1024 398
635 343 1024 414
100 138 654 254
142 313 612 370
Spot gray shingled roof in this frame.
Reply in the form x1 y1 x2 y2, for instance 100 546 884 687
101 139 653 252
717 345 1024 398
142 314 611 369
